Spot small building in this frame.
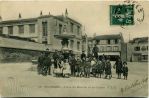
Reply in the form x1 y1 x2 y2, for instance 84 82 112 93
127 37 148 62
93 33 126 61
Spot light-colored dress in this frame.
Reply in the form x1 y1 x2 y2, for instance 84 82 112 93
90 60 96 72
63 62 71 74
50 64 54 76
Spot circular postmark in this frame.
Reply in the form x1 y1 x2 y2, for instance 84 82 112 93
123 0 144 23
121 0 145 28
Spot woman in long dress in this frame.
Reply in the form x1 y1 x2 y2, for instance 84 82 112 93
90 58 96 76
62 59 71 78
54 59 63 77
50 59 55 76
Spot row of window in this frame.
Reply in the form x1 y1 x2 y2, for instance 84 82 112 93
96 39 119 45
70 40 80 51
99 46 119 52
134 46 148 51
0 24 35 35
58 22 80 35
70 22 80 35
142 55 148 60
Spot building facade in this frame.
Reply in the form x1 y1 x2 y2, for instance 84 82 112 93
93 33 126 61
0 9 84 55
127 37 148 62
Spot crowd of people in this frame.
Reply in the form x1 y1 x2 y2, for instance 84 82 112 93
37 50 128 80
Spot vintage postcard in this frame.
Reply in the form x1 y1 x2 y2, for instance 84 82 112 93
0 0 148 97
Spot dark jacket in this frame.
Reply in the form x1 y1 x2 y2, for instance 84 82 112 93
43 55 51 67
92 46 99 53
81 53 86 61
123 66 128 76
69 58 77 67
115 60 123 73
105 62 112 75
38 54 44 66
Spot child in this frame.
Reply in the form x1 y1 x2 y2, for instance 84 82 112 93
96 60 103 78
50 59 55 76
84 58 91 78
90 58 96 76
105 59 112 79
122 62 128 80
62 59 71 78
76 57 81 77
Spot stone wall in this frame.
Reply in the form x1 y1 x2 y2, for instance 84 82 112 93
0 47 42 63
0 36 52 62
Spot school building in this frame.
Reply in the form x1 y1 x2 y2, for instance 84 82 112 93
0 9 87 62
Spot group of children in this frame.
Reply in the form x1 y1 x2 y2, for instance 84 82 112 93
37 51 128 80
51 59 71 78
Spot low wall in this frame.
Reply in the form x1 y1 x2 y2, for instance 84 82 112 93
0 36 53 63
0 47 42 62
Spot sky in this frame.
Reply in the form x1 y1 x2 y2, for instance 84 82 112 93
0 0 148 42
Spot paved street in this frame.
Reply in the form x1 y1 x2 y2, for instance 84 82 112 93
0 62 148 97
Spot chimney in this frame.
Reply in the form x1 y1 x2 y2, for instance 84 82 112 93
65 8 68 17
19 13 21 19
40 11 43 16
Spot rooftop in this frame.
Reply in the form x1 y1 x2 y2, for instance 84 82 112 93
0 15 81 26
94 34 122 40
129 37 148 43
0 18 37 24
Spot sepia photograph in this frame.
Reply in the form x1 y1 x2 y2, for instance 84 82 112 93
0 0 148 97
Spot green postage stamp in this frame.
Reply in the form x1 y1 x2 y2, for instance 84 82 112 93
110 4 134 25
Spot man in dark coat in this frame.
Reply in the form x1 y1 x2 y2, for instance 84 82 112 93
96 60 104 78
105 59 112 79
42 52 51 76
69 55 77 76
53 50 59 68
37 52 44 75
84 58 91 78
76 57 81 77
101 58 106 75
114 57 123 79
92 44 99 60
